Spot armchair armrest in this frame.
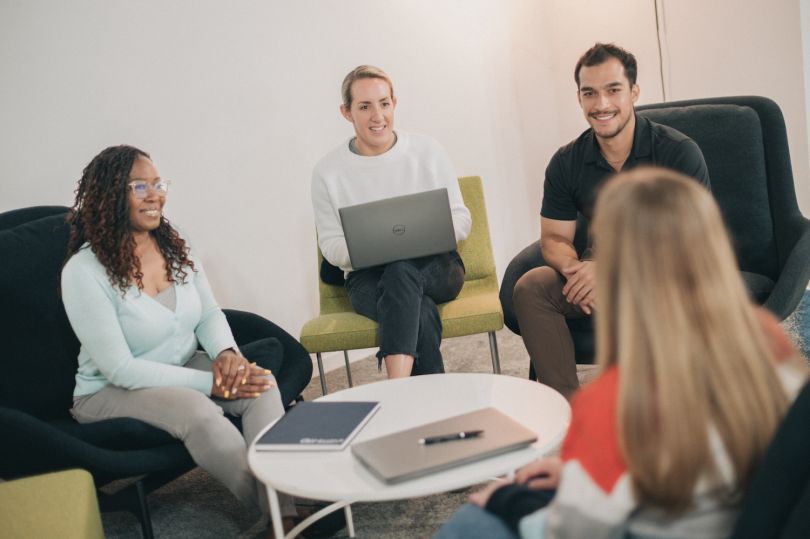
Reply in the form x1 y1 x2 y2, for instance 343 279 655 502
499 240 544 335
764 221 810 320
0 406 192 482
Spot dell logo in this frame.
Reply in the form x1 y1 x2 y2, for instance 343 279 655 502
392 225 406 236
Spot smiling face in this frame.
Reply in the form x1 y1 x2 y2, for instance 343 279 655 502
340 77 397 156
577 57 639 141
127 156 165 235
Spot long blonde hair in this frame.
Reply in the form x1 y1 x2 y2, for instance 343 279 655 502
592 167 791 512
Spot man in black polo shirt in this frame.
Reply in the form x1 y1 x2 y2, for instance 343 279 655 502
513 43 710 399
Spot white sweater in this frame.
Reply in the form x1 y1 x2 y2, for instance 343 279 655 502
311 131 472 271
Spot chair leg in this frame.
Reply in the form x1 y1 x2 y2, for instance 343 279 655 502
343 351 354 387
135 480 154 539
488 332 501 374
316 353 328 395
98 479 155 539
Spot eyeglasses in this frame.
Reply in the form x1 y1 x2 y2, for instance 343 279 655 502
128 179 171 198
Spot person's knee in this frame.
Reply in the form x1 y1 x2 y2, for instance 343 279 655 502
178 390 226 428
446 256 465 294
513 266 561 308
380 260 421 289
435 504 517 539
145 387 226 438
253 377 284 409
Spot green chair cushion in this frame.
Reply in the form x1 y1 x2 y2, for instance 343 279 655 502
439 290 504 337
0 469 104 539
301 312 379 352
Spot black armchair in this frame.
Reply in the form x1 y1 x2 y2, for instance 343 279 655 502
0 206 312 538
730 379 810 539
500 96 810 367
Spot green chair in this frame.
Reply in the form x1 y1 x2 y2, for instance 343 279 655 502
300 176 504 394
0 469 105 539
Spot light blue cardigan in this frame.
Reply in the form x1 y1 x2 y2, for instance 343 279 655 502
61 245 237 397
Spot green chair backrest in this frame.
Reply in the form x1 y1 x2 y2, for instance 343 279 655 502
456 176 497 283
316 250 353 315
317 176 496 315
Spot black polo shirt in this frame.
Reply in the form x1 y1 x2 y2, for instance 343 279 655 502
541 114 710 222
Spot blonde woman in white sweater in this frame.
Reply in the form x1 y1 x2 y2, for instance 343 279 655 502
311 65 471 377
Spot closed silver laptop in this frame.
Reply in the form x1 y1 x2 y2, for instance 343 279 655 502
351 407 537 484
338 188 456 270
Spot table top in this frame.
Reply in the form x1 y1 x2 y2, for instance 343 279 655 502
248 373 571 502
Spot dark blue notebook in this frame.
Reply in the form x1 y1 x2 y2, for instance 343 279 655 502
254 401 380 451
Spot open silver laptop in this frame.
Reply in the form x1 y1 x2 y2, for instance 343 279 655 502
339 188 456 270
351 407 537 484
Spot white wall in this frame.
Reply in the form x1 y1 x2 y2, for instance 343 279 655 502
0 0 553 344
661 0 810 213
540 0 664 140
2 0 808 362
798 0 810 194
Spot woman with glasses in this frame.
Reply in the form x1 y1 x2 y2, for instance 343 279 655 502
60 145 314 530
436 167 808 539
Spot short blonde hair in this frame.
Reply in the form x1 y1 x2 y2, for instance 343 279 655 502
592 167 795 512
341 65 394 109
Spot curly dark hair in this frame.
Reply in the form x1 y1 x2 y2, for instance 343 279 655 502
65 144 195 292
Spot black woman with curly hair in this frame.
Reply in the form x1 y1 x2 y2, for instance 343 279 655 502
60 145 315 530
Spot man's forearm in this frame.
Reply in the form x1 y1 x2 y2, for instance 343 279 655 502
540 236 579 274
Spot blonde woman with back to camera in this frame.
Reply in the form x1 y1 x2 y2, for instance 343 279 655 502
436 167 808 539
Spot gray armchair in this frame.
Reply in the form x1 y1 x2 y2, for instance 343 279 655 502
500 96 810 367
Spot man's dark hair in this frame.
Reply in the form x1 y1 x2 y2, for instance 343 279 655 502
574 43 638 88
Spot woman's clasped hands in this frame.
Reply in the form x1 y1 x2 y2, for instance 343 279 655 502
469 456 563 507
211 349 274 400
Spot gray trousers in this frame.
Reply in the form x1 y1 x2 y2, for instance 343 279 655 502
71 352 294 516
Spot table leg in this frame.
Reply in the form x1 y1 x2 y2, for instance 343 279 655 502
286 500 355 539
345 504 355 537
265 485 286 539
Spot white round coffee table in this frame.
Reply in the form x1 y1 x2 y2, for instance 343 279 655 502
248 373 570 538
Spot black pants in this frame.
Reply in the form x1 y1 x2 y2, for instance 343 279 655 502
345 251 465 375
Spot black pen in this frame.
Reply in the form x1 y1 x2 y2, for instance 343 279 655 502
418 430 484 445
